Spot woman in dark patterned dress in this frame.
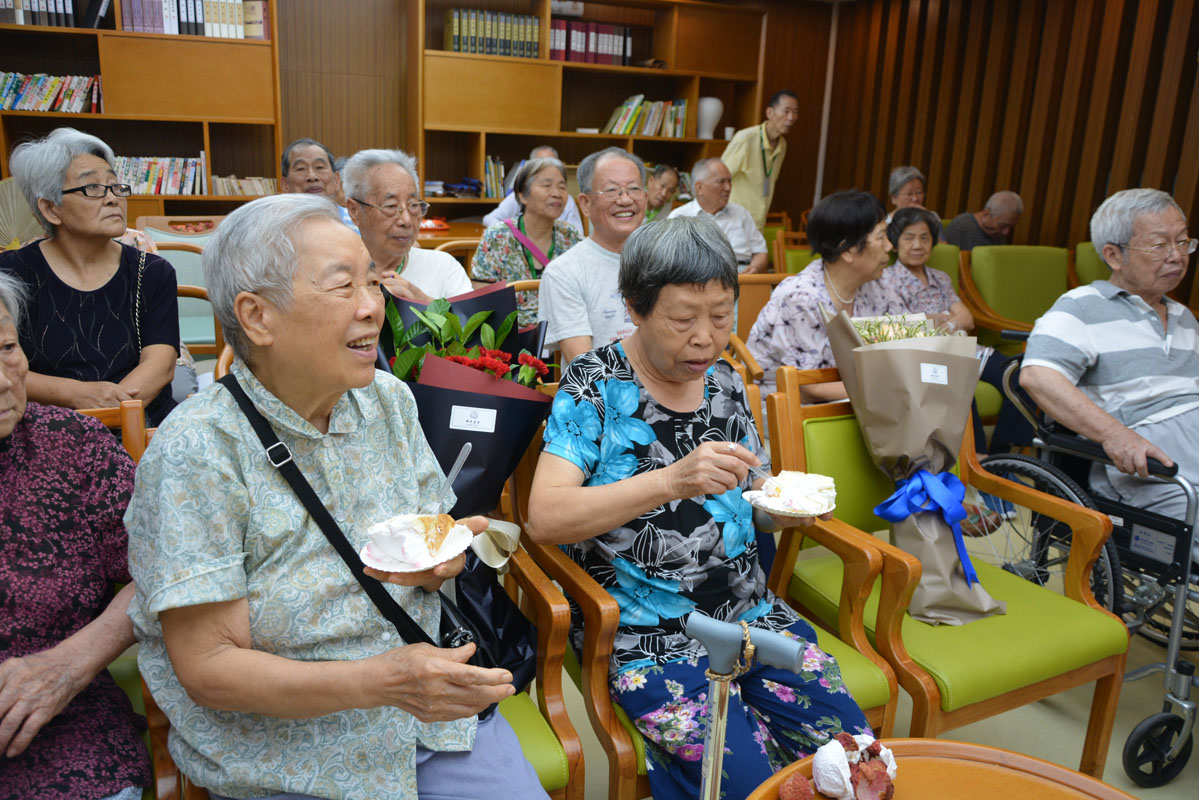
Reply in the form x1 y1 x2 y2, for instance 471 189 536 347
0 272 150 800
526 217 868 800
0 127 178 426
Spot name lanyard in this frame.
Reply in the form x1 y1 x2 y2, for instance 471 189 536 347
759 124 780 197
518 215 554 275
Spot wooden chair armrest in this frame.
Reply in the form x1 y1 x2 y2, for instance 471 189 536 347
727 333 765 382
521 536 639 776
792 367 844 386
504 547 583 783
155 241 204 255
967 460 1115 614
142 677 181 800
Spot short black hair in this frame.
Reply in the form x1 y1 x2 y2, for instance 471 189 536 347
807 189 885 263
887 207 942 248
281 138 335 176
768 89 798 108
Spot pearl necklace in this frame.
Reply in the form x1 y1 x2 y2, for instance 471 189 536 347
824 269 857 307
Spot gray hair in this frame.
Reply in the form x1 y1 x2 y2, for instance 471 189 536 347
204 194 343 361
888 165 925 198
650 163 679 181
577 147 646 195
530 145 559 159
281 137 334 176
9 127 116 236
1090 188 1186 266
984 190 1024 215
0 270 27 331
342 149 420 204
512 157 568 212
691 158 728 184
619 216 739 317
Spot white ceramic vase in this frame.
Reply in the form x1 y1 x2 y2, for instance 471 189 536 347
697 96 724 139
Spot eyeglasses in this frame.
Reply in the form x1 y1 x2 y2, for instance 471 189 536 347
1116 238 1198 261
62 183 133 199
353 198 430 219
895 190 925 200
593 185 646 201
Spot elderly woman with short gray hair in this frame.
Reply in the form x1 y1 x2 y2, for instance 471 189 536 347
343 147 473 304
526 216 868 800
470 156 582 326
0 127 178 425
887 165 928 222
125 193 548 800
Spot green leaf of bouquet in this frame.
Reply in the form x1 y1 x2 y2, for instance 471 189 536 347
447 340 466 356
385 300 406 349
518 364 536 386
428 297 452 316
444 312 464 342
480 323 496 351
462 310 493 341
391 347 424 382
494 310 518 349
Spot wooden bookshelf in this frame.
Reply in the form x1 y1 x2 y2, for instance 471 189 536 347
0 2 283 218
408 0 765 216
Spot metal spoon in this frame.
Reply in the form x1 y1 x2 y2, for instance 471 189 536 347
434 442 472 511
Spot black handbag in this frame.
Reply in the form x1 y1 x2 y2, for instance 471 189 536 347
217 374 536 718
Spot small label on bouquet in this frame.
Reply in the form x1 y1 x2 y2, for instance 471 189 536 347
449 405 497 433
920 362 948 385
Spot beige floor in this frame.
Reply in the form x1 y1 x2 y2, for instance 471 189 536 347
562 631 1199 800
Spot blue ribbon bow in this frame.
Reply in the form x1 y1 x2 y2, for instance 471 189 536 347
873 469 980 586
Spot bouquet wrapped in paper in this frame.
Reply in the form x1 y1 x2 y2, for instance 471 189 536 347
825 310 1005 625
382 282 552 517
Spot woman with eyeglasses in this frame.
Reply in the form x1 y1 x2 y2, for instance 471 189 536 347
343 148 473 304
0 127 178 425
885 165 938 225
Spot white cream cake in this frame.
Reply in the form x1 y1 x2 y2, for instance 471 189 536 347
359 513 474 572
761 471 836 515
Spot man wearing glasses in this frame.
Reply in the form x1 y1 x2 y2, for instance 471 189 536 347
343 149 472 303
721 89 799 231
538 147 647 364
1022 188 1199 564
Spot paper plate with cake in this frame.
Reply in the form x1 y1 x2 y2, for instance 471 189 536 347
743 470 836 518
359 513 476 572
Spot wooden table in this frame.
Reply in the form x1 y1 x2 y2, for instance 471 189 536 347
417 221 485 248
746 739 1139 800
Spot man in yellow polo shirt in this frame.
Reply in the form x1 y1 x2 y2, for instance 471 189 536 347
721 90 799 230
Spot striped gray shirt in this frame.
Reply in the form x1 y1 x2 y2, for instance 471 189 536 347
1025 280 1199 429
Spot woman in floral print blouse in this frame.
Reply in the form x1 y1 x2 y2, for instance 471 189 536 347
527 216 869 800
471 157 582 326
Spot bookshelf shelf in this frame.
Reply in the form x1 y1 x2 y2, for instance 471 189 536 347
411 1 765 203
0 2 282 219
426 197 499 204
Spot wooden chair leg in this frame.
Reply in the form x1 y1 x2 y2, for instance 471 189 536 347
1079 652 1127 778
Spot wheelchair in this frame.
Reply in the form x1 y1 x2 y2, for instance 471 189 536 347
961 339 1198 787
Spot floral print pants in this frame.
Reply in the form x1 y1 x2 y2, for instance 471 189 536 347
610 619 870 800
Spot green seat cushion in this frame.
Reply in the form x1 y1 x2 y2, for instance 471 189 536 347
762 224 785 264
179 315 216 346
970 246 1068 325
789 555 1128 712
804 415 894 533
785 248 819 274
927 244 962 293
498 691 571 791
1074 243 1111 285
974 382 1003 418
562 620 891 777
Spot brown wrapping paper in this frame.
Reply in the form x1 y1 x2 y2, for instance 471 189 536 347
824 310 1005 625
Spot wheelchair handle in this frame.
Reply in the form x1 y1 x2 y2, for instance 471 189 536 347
1001 329 1031 342
1040 431 1180 478
685 612 804 675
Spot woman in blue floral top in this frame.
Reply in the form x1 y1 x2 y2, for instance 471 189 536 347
471 157 582 326
527 217 869 800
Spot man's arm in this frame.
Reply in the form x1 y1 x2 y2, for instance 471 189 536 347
744 251 769 275
482 193 519 228
1020 365 1174 478
558 336 593 365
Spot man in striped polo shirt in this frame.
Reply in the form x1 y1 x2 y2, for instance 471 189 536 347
1021 189 1198 562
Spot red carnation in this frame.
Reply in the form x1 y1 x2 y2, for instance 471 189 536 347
483 347 511 364
388 356 397 367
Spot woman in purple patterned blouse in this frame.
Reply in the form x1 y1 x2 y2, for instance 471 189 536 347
0 272 150 800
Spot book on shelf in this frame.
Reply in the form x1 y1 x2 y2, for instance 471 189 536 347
0 72 103 113
442 8 538 58
555 18 632 65
0 0 111 26
602 96 687 138
483 155 506 199
100 0 259 39
114 154 208 195
211 173 277 196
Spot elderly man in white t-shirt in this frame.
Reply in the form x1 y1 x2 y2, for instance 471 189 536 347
669 158 768 274
538 147 646 364
344 149 473 302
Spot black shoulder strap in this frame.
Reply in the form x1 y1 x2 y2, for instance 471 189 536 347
216 373 434 647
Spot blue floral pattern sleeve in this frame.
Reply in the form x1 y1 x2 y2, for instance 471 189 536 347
549 344 798 676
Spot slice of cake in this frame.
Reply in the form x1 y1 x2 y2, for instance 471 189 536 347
761 471 836 515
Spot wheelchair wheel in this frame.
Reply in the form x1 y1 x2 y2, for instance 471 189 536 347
1122 711 1194 787
972 454 1122 612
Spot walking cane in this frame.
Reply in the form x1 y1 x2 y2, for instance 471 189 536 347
685 612 806 800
